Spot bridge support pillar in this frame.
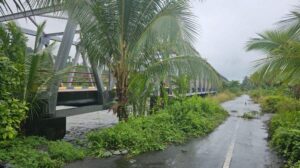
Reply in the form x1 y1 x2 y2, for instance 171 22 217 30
22 117 66 140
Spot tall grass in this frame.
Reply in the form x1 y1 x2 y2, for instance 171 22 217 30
87 96 228 157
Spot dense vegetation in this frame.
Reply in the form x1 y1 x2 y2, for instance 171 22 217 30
249 89 300 168
0 95 228 167
87 96 228 157
0 137 85 168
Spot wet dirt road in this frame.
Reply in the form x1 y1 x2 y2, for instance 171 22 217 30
66 95 282 168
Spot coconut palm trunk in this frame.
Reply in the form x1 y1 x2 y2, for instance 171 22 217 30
114 65 129 120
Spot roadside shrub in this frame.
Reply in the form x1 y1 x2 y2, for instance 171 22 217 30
271 128 300 164
269 111 300 167
261 96 300 114
291 161 300 168
276 98 300 113
208 90 236 103
87 97 228 157
261 96 285 113
48 141 85 162
269 111 300 137
241 111 259 119
0 136 85 168
0 99 27 140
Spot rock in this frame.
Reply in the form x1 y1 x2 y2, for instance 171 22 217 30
129 159 136 164
181 149 188 153
113 150 121 155
103 151 113 157
0 163 13 168
121 149 128 154
231 110 238 113
0 163 5 168
5 164 12 168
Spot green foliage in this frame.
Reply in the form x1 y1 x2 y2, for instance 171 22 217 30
0 57 20 99
0 56 27 140
87 97 228 156
241 76 255 91
171 75 191 100
271 127 300 166
261 96 285 113
48 141 85 162
246 8 300 85
208 90 237 103
241 111 259 119
291 161 300 168
0 99 27 140
269 111 300 138
222 80 241 94
261 96 300 113
0 136 85 168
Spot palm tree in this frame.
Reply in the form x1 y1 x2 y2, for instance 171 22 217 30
73 0 222 120
246 20 300 84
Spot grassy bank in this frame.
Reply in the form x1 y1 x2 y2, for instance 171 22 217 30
208 90 240 103
0 137 85 168
87 96 228 157
249 89 300 168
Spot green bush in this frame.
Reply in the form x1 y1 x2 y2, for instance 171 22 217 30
269 111 300 137
48 141 85 162
0 57 21 99
241 111 259 119
87 97 228 156
271 128 300 164
0 136 85 168
261 96 300 114
269 111 300 167
261 96 285 113
276 98 300 113
291 161 300 168
0 99 27 140
0 57 27 140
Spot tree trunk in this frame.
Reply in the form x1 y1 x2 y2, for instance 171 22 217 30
115 68 129 121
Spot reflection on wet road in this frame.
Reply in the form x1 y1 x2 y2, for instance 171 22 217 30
66 95 282 168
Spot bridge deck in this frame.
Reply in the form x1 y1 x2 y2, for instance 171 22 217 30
55 105 104 117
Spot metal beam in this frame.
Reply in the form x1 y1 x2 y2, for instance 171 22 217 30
0 6 62 22
67 46 81 87
91 62 105 104
82 53 94 86
48 18 77 116
55 105 104 117
20 27 78 45
46 30 80 37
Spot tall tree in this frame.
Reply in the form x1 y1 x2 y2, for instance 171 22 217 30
74 0 221 120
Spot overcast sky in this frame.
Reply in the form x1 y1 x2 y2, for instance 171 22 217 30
13 0 299 81
191 0 299 81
